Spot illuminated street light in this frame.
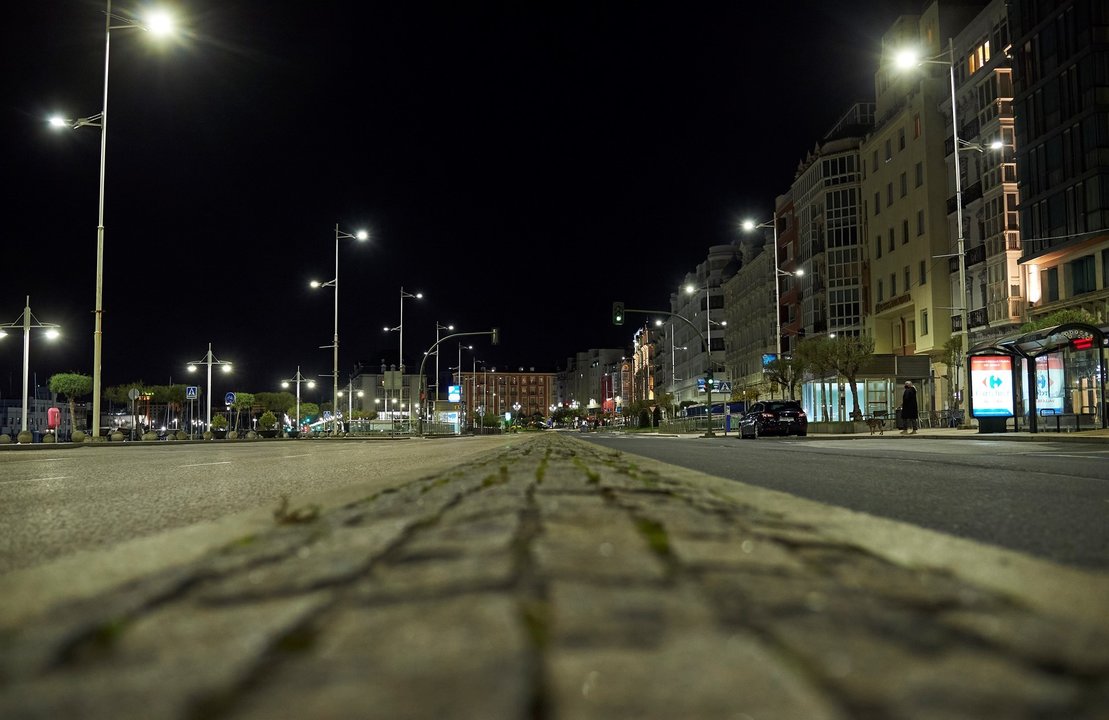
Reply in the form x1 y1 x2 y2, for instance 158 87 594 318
185 343 231 431
309 223 369 435
1 296 61 438
895 43 1003 411
742 217 803 369
49 1 177 442
684 283 718 437
281 366 315 432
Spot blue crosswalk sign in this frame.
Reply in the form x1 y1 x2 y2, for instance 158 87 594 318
186 386 198 400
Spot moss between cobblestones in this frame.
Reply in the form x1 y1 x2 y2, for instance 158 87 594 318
635 518 672 558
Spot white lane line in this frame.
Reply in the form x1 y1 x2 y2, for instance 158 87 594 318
177 461 233 468
0 476 70 484
29 458 72 462
281 454 311 458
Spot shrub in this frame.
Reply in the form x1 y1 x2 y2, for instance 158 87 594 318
258 411 277 430
210 415 228 430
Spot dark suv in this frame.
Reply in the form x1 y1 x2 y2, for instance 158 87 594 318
738 400 808 438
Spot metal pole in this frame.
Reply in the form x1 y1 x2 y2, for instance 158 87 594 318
704 288 715 437
21 297 30 433
949 38 970 412
332 224 340 435
91 0 112 441
296 366 301 429
205 343 213 430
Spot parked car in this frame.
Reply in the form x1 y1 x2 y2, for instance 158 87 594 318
738 400 808 438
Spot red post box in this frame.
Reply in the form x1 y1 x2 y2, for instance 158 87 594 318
47 407 61 430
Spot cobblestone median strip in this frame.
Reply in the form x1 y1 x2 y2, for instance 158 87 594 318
1 434 1107 719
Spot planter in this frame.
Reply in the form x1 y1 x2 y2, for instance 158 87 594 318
258 429 279 438
42 433 57 444
211 429 228 440
71 430 87 443
110 431 124 442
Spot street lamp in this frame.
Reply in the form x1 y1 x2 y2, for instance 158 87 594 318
434 322 454 403
743 217 804 399
310 223 368 435
337 384 364 431
186 343 231 431
1 297 61 438
49 2 176 443
894 43 1001 411
281 367 315 433
684 283 720 437
383 287 422 425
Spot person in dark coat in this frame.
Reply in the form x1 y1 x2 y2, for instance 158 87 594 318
900 380 919 434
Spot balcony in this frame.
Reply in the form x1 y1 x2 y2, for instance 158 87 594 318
946 181 984 214
965 243 986 267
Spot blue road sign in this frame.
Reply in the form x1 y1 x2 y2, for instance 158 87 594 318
225 391 236 406
186 386 199 400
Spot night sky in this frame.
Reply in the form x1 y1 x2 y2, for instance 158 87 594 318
3 0 923 397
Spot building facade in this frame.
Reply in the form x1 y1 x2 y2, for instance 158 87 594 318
1011 0 1109 324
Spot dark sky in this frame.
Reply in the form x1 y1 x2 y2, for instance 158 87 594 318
3 0 922 396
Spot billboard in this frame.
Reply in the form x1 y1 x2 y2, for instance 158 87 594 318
448 385 461 402
970 355 1014 418
1035 353 1064 412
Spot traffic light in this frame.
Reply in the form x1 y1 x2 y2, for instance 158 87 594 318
491 327 500 345
612 301 625 326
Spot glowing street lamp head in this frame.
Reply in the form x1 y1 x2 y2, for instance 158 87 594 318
281 381 290 388
187 365 197 372
307 381 315 389
894 49 920 69
354 230 369 241
309 280 322 288
48 116 70 129
740 219 756 232
415 292 424 299
145 10 175 36
685 284 696 295
44 329 60 340
221 364 232 373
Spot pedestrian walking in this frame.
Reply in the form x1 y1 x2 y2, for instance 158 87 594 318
900 380 919 434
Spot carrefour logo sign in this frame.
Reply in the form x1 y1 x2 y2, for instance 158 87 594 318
970 355 1013 418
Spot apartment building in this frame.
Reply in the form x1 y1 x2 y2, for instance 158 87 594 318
792 104 874 341
1011 0 1109 322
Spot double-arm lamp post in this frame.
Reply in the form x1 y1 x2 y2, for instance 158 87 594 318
415 329 499 436
186 343 231 431
49 2 175 442
895 43 1003 409
742 218 804 394
281 367 315 432
310 224 368 435
0 297 61 435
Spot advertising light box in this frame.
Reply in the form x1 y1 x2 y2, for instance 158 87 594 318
970 356 1014 418
1035 353 1064 412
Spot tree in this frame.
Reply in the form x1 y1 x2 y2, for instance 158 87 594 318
828 334 875 420
231 392 255 430
763 355 806 400
1019 308 1099 333
48 373 92 431
940 335 964 410
292 402 320 423
256 391 296 413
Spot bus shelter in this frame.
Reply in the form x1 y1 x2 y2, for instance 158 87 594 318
967 322 1108 433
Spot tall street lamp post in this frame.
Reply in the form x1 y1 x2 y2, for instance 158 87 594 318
1 297 61 437
186 343 231 431
281 367 314 433
434 322 454 404
50 2 175 442
684 284 718 437
385 287 422 424
743 217 804 398
895 42 999 411
310 224 368 435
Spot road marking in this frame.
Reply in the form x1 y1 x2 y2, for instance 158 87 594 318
29 457 72 462
281 454 311 458
177 461 232 468
0 475 70 484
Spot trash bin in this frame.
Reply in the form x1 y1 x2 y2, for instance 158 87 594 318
895 408 905 431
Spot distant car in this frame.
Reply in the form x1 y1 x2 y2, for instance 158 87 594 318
738 400 808 438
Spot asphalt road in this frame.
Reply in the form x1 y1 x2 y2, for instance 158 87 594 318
581 433 1109 571
0 437 516 574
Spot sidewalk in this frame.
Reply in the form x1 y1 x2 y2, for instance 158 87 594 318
1 433 1107 719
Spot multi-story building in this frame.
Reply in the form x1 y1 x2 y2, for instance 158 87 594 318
660 245 740 404
558 349 625 411
632 325 655 403
723 233 775 398
944 0 1024 345
456 368 556 420
1011 0 1109 323
862 4 984 380
793 104 874 341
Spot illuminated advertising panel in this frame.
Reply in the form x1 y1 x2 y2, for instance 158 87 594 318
1035 353 1064 412
448 385 461 402
970 356 1014 418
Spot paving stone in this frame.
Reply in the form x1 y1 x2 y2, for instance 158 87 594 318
354 551 517 603
546 580 714 649
549 631 847 720
940 608 1109 673
395 513 519 559
197 520 410 602
224 594 532 720
532 517 667 583
668 533 808 572
0 594 330 720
